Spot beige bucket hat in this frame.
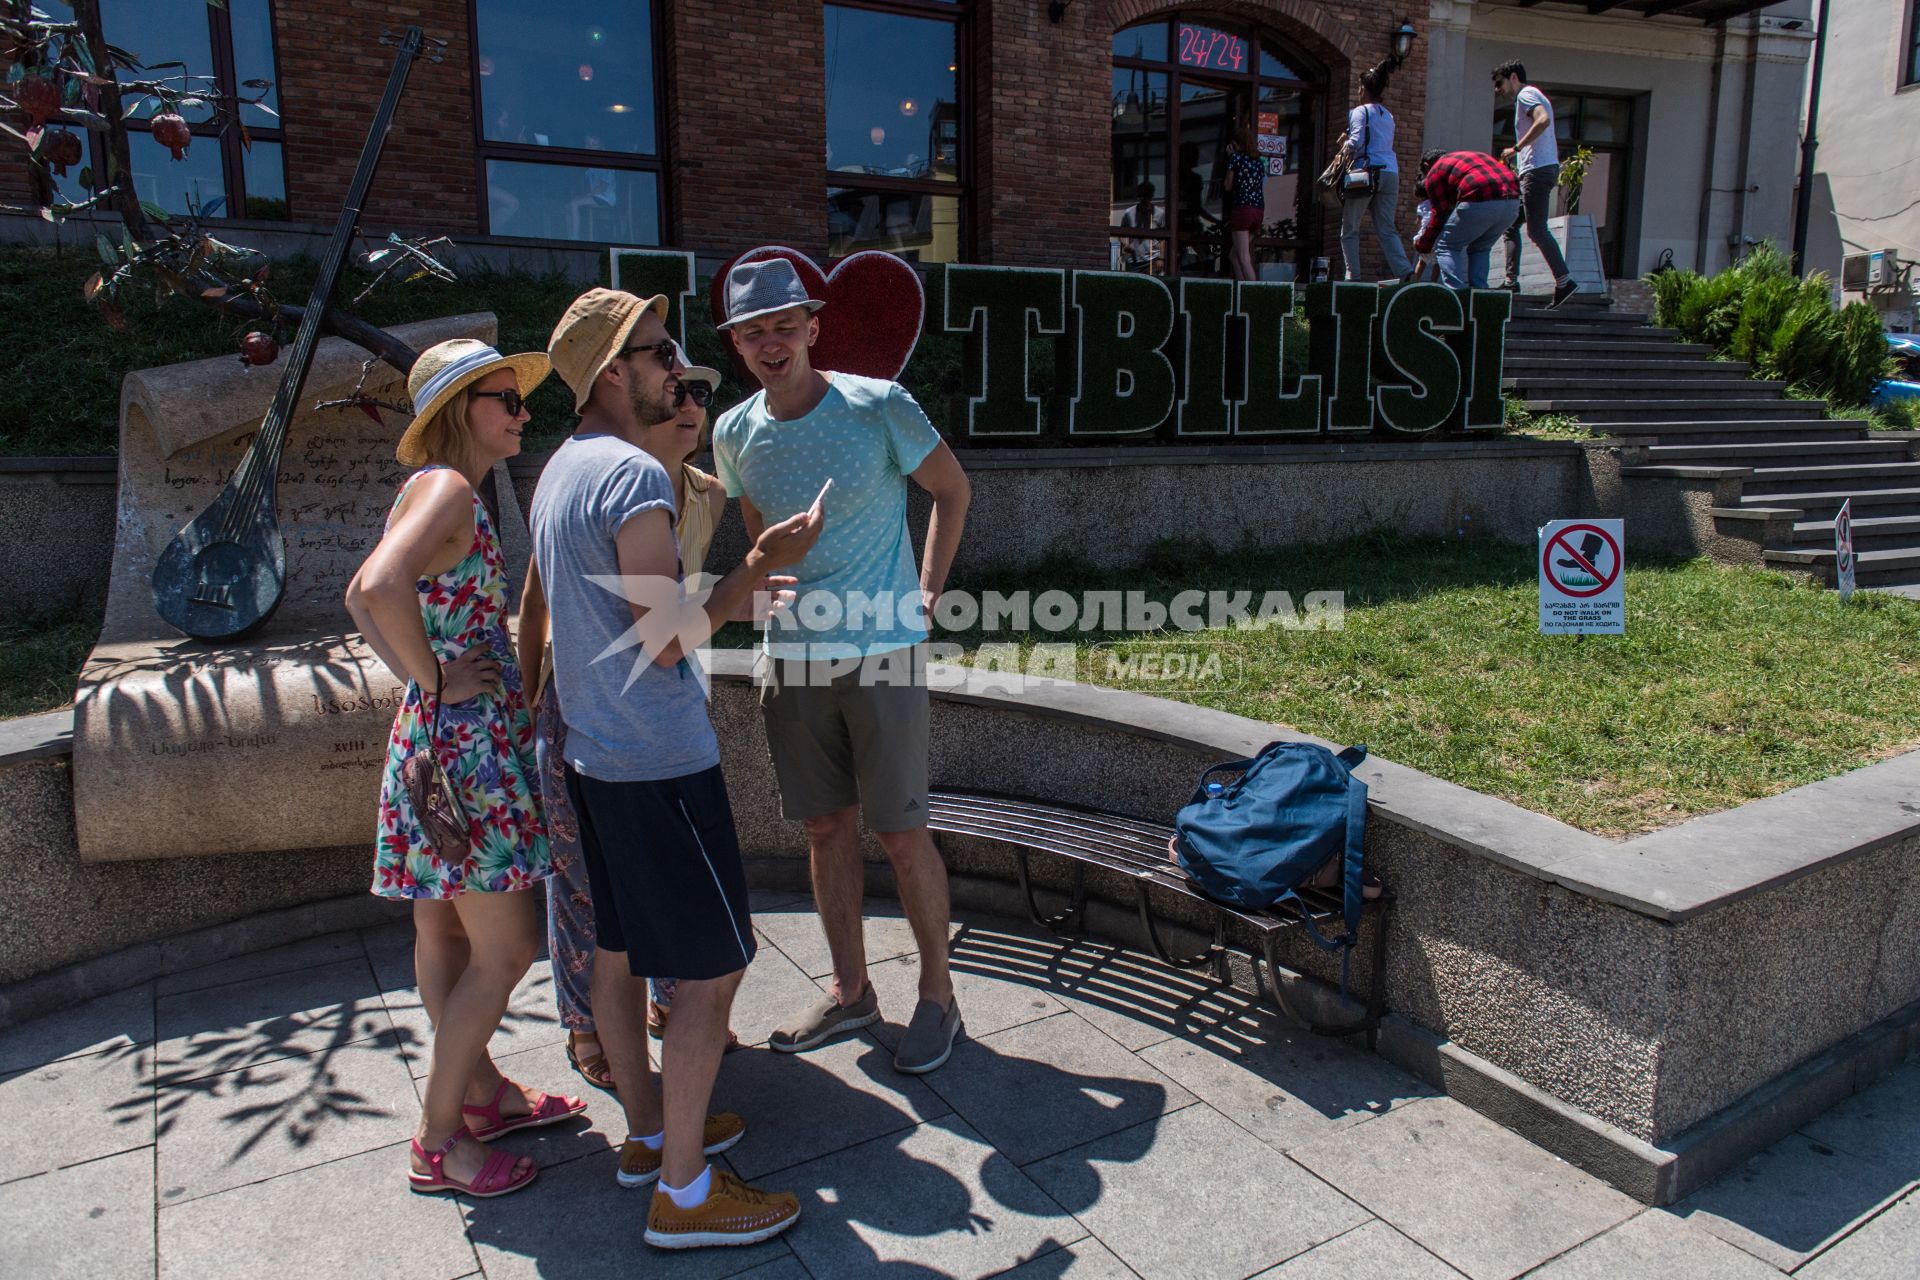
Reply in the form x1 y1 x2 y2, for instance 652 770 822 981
548 287 671 411
397 338 551 467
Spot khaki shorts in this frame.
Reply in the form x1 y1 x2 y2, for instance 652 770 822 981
757 644 930 831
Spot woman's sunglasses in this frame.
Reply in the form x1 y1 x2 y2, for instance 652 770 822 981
471 388 527 416
671 380 715 408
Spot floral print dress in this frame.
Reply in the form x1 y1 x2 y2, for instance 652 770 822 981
372 467 549 899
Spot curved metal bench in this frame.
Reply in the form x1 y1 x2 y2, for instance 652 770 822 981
927 789 1391 1038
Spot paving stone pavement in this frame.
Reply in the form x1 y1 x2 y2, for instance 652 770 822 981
2 894 1917 1279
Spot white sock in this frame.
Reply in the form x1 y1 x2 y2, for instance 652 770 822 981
628 1130 663 1151
661 1164 712 1209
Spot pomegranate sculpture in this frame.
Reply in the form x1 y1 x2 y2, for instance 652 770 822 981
15 73 60 127
40 128 81 177
150 111 191 161
238 331 279 368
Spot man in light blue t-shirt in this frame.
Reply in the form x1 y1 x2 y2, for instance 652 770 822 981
711 257 973 1076
1494 60 1578 308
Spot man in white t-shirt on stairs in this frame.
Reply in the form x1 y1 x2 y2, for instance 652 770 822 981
1493 61 1579 310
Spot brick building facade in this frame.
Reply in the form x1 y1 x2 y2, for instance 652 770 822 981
5 1 1801 284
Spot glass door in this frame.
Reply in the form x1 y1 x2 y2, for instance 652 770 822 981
1111 17 1327 280
1173 76 1248 277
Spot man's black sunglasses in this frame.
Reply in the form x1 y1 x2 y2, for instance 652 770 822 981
671 379 715 408
471 388 527 416
618 339 680 370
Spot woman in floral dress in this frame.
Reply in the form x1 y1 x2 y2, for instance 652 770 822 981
346 338 582 1199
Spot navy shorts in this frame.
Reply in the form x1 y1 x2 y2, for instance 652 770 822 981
561 763 757 981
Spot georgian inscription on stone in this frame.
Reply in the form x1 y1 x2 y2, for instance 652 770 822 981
75 314 505 862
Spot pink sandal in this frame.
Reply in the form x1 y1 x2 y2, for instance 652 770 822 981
408 1126 537 1197
462 1079 588 1141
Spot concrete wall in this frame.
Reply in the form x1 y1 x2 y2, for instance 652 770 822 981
0 752 378 987
1804 0 1920 330
1425 0 1813 278
6 436 1592 649
0 460 117 625
513 438 1593 578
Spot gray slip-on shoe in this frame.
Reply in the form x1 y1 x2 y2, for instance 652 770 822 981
768 984 881 1053
893 997 963 1075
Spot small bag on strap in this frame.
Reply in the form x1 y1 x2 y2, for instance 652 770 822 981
401 663 470 858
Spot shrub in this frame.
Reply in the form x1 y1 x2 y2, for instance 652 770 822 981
1648 265 1696 330
1646 240 1892 410
1831 302 1896 408
1871 396 1920 433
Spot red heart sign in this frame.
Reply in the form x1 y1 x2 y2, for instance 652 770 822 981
709 245 925 388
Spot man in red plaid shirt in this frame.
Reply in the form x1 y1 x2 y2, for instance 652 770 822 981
1412 150 1522 291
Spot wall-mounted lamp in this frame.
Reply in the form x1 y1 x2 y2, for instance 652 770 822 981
1390 20 1418 67
1049 1 1071 24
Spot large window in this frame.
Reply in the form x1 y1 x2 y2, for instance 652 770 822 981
1494 89 1639 276
55 0 288 220
824 1 968 263
473 0 664 244
1111 17 1323 279
1907 1 1920 87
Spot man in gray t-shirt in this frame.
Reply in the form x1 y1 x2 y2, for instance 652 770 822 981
1493 60 1578 309
533 287 819 1248
534 432 716 782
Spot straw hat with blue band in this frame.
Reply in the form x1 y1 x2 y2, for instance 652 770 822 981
397 338 552 467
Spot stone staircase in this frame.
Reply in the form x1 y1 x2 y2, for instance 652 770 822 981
1504 299 1920 591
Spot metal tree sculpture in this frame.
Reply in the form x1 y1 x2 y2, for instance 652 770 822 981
0 1 449 386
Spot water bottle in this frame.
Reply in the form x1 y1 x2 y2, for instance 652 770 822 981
1206 781 1226 800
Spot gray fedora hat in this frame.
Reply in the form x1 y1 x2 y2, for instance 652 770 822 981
716 258 825 330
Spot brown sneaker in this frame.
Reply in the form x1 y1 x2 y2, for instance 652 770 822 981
645 1170 800 1249
616 1113 746 1188
768 984 881 1053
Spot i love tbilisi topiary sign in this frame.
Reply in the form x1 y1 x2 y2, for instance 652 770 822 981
612 249 1512 442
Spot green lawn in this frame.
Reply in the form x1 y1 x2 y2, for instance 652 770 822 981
6 537 1917 834
935 536 1920 836
0 243 968 457
0 244 594 456
0 607 103 720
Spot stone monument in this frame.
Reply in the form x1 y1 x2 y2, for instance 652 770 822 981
72 312 529 861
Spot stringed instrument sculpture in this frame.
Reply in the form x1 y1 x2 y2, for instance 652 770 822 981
151 26 441 641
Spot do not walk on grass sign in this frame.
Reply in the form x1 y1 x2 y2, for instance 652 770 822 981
1539 519 1624 635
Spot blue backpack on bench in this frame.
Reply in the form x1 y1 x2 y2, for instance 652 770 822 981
1171 741 1370 995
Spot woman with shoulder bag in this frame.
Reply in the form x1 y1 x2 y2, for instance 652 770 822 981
1338 63 1413 282
346 339 584 1200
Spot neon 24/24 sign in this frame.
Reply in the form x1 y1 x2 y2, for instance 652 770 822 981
1178 24 1247 73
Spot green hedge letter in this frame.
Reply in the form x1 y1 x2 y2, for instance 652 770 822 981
1176 278 1237 437
1303 282 1380 433
941 265 1066 437
1066 271 1176 435
1237 281 1322 436
613 250 695 348
1453 288 1513 431
1374 283 1464 435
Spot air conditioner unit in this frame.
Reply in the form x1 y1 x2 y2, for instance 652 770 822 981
1843 250 1902 292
